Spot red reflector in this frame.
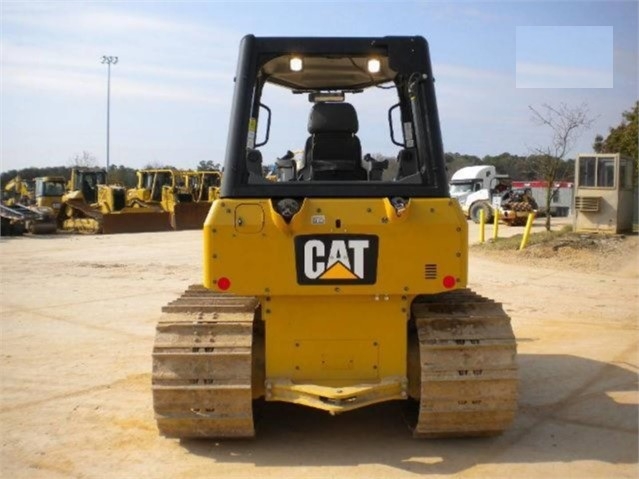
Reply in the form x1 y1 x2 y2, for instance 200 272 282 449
217 277 231 291
443 275 456 289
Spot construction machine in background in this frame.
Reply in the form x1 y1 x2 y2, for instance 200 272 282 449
0 204 28 235
2 176 34 206
449 165 537 225
34 176 66 214
59 168 171 234
183 170 222 202
127 169 211 230
0 203 57 235
512 180 572 218
152 35 518 439
495 188 538 226
1 176 57 234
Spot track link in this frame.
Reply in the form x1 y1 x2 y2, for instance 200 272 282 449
410 289 518 437
152 285 259 438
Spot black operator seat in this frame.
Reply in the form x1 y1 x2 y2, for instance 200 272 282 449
395 148 419 180
303 102 367 181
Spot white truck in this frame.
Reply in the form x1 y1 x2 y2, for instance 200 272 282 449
449 165 511 223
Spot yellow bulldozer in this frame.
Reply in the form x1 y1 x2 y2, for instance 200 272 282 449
34 176 66 213
183 170 222 202
127 168 212 230
58 168 171 234
151 35 518 439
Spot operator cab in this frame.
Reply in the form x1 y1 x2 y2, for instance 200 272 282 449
221 36 449 201
71 169 106 204
35 178 66 197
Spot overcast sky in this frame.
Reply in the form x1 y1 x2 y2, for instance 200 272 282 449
1 0 637 172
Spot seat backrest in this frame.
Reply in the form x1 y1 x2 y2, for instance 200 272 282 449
395 148 419 180
80 173 97 203
246 148 269 183
303 102 366 181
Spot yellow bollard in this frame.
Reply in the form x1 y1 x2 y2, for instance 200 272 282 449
492 208 500 242
519 212 536 250
479 208 485 244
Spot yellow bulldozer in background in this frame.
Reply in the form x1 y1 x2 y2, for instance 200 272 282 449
34 176 66 214
183 170 222 202
58 167 171 234
1 167 214 235
151 35 518 439
127 168 212 230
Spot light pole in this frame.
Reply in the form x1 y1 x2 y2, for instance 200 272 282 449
101 55 118 172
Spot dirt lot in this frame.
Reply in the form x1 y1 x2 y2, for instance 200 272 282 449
1 220 637 479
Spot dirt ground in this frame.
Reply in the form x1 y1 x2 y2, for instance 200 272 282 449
0 219 637 479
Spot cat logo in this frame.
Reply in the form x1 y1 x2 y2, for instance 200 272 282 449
294 235 379 285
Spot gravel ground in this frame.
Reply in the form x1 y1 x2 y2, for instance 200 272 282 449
0 225 637 479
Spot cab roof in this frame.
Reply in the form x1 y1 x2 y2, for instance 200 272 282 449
250 35 431 91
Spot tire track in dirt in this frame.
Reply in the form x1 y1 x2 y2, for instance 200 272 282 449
0 374 150 414
1 305 150 339
510 341 639 439
0 289 180 316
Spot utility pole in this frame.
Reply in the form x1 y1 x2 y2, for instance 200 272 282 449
101 55 118 172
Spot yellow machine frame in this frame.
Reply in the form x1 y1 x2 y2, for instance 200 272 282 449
151 35 517 440
204 197 467 411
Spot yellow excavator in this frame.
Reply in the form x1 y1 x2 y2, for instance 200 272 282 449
152 35 518 439
127 169 212 230
58 168 171 234
2 175 33 206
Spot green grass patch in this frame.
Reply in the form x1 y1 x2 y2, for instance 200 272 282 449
472 225 573 251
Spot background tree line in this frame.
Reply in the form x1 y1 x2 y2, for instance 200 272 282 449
0 164 142 189
2 102 636 189
0 150 579 187
0 156 222 189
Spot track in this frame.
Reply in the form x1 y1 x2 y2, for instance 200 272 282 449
410 289 518 437
61 199 103 233
64 198 103 221
152 285 259 438
153 286 516 439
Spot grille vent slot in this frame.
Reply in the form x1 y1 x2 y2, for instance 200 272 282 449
424 264 437 279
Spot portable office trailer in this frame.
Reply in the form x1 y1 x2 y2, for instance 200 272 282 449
573 153 635 233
